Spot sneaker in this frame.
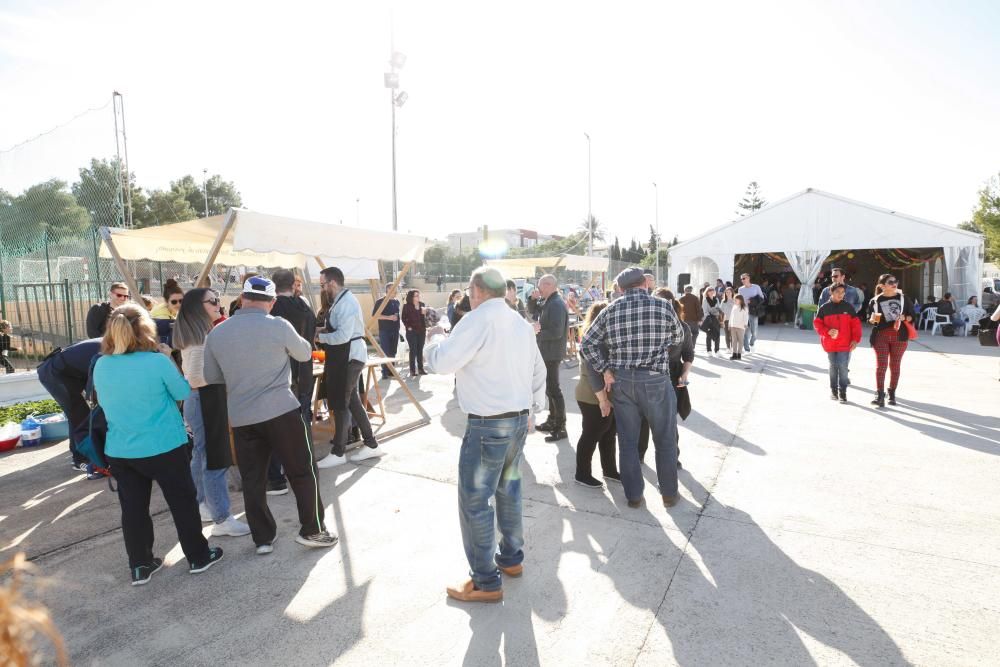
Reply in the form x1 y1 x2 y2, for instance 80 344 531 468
317 452 349 469
574 475 603 488
212 516 251 537
749 346 755 354
603 472 622 484
199 503 213 523
295 531 339 549
256 538 276 555
830 390 839 401
266 480 289 496
348 446 386 463
544 430 568 443
189 547 224 574
71 461 89 472
131 558 163 586
85 464 105 480
535 421 556 433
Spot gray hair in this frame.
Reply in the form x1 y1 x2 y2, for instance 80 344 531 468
538 274 557 288
470 267 507 299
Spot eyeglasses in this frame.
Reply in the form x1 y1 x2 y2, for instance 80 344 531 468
886 280 898 286
203 298 219 306
169 299 182 305
112 292 130 299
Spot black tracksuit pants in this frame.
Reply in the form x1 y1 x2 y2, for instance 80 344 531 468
232 408 326 545
108 445 210 569
36 361 90 465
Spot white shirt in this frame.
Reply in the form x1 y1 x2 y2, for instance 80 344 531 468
317 289 367 363
425 297 547 416
728 305 750 329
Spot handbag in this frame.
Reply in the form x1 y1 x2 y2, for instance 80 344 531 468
699 314 716 333
978 317 999 347
903 320 918 341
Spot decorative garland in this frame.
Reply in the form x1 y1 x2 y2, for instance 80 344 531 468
761 249 940 270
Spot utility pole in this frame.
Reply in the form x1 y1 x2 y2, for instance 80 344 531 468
584 132 592 257
203 168 209 217
385 18 407 278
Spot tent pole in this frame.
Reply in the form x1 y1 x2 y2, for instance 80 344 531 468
98 227 142 302
364 328 430 423
314 256 327 270
197 208 238 288
367 261 411 330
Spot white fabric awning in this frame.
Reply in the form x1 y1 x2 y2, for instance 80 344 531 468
100 208 428 279
485 254 609 276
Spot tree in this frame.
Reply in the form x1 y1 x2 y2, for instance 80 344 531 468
609 237 621 261
967 173 1000 262
736 181 767 217
648 225 660 257
578 215 605 243
143 189 198 227
172 174 243 218
72 158 148 228
11 180 91 243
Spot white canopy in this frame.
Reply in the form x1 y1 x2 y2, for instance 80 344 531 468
101 209 428 279
485 254 609 277
668 189 984 302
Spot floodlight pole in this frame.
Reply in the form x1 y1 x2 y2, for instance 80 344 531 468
203 168 209 217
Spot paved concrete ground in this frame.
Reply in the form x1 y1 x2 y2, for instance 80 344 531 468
2 324 998 666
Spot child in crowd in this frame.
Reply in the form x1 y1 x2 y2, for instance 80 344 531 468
0 320 17 373
813 284 862 403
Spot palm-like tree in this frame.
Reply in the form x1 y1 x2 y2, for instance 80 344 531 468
579 215 606 243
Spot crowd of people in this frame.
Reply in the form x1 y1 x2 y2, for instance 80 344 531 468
28 260 1000 605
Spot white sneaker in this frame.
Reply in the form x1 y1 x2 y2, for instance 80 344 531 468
749 346 755 354
316 452 349 469
348 446 386 463
212 516 251 537
199 503 213 523
256 538 276 555
296 531 339 548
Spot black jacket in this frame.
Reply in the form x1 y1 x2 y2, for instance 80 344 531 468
85 302 113 338
537 292 569 362
271 295 317 342
40 338 102 382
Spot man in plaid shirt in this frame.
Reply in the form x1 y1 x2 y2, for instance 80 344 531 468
580 267 684 508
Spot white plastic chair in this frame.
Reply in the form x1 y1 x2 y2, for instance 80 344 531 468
919 307 938 331
929 310 956 336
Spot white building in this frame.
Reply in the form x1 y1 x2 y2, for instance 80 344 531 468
447 228 560 254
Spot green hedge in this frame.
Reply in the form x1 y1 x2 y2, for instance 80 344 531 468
0 399 62 425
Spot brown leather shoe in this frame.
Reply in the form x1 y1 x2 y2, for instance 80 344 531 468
662 494 679 508
627 498 643 509
446 579 502 603
498 563 523 577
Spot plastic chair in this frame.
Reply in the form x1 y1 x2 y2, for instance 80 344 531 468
929 311 954 336
919 307 938 331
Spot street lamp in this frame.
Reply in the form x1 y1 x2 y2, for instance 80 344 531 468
202 168 209 217
386 49 407 277
653 181 659 284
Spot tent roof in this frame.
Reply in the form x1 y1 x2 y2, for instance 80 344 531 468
669 189 982 257
485 254 609 276
102 208 426 266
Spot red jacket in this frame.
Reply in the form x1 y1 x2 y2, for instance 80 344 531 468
813 300 862 352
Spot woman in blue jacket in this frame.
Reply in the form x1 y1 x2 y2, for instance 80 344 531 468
93 303 223 586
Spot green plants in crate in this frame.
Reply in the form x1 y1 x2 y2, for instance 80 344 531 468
0 399 61 425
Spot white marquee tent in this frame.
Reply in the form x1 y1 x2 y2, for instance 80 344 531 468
668 189 984 304
484 254 610 276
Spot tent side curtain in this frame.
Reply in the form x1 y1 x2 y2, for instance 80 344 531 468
230 210 426 263
943 245 983 302
668 254 735 290
785 249 830 305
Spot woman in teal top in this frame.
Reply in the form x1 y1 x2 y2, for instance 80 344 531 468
92 303 223 586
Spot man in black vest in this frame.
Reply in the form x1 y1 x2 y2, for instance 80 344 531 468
533 274 569 442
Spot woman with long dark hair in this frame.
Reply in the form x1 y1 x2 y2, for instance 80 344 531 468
401 289 428 376
150 278 184 320
92 304 223 584
573 302 620 488
173 289 250 538
867 274 915 407
701 286 723 356
719 286 736 352
446 289 462 328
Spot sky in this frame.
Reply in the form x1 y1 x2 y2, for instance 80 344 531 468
2 0 999 250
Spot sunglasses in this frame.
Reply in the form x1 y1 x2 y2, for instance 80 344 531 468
886 281 898 286
112 292 130 299
169 299 182 305
203 298 219 306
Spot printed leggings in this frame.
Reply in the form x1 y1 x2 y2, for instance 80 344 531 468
872 327 908 391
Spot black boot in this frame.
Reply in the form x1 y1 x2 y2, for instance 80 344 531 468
839 388 847 403
887 388 897 406
830 388 839 401
871 391 885 408
535 421 556 433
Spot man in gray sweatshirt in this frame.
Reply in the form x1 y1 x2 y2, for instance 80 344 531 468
204 276 337 553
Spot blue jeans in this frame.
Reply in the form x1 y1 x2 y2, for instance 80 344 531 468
458 413 528 592
610 369 678 500
183 389 231 523
827 351 851 390
379 329 400 378
743 316 759 351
